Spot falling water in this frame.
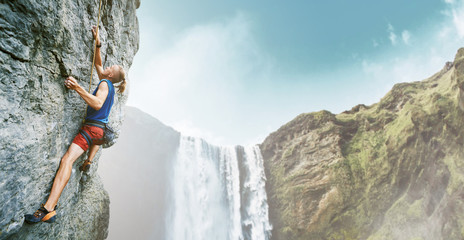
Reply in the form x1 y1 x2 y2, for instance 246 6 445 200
166 136 272 240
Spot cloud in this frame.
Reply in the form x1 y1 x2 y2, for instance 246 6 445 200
361 1 464 99
362 60 383 76
401 30 411 45
128 12 272 145
452 6 464 37
387 24 398 45
442 0 464 37
129 2 464 146
171 119 227 146
360 53 448 103
387 23 394 32
389 32 397 45
387 24 411 46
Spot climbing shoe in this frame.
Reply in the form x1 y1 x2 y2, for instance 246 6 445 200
79 159 91 172
24 204 57 224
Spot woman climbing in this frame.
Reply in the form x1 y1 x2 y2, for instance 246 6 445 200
24 26 127 224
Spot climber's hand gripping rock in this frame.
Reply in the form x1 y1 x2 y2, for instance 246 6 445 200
65 76 80 90
91 26 101 46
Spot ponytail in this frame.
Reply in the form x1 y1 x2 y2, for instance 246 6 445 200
116 65 127 93
117 78 126 93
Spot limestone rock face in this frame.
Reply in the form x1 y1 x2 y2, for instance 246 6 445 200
0 0 139 239
261 48 464 240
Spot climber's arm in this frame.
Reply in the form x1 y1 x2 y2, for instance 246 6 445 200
91 26 104 80
65 76 108 110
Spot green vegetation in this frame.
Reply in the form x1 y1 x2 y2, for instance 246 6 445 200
261 50 464 240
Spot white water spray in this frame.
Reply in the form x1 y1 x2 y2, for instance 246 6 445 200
166 136 272 240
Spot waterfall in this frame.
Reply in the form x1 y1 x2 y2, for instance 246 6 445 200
166 135 272 240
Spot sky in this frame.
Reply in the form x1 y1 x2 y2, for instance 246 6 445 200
127 0 464 146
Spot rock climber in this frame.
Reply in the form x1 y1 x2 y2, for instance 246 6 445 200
24 26 127 224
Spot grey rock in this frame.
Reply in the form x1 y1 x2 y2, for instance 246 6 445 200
0 0 139 239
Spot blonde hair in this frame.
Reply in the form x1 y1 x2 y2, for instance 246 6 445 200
115 65 126 93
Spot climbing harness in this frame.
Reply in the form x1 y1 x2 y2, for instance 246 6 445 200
81 119 115 146
78 0 116 149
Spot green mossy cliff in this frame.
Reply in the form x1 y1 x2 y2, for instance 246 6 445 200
261 49 464 240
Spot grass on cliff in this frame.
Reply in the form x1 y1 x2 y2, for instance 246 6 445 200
268 61 464 239
326 66 464 239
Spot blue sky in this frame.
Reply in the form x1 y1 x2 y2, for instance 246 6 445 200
127 0 464 145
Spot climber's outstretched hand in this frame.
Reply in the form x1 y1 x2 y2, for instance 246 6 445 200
65 76 80 90
91 26 101 45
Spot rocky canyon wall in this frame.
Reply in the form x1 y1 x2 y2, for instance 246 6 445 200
261 49 464 240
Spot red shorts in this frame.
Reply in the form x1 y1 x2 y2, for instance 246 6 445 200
72 125 104 151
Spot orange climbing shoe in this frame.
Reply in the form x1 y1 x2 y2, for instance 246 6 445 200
24 204 57 224
79 159 92 172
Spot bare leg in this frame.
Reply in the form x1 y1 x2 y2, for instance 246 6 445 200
86 144 100 163
44 143 85 211
79 144 100 171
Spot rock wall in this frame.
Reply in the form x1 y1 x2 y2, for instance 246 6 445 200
0 0 139 239
261 49 464 240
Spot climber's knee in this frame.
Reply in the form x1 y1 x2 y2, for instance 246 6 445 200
61 143 85 165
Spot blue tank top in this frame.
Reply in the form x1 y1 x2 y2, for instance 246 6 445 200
85 79 115 123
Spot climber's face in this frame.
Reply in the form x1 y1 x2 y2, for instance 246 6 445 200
104 65 120 81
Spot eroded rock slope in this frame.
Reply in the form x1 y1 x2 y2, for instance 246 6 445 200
261 49 464 240
0 0 139 239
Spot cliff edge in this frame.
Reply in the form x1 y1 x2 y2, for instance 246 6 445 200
261 49 464 239
0 0 139 239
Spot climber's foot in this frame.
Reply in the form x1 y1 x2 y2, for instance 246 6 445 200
79 159 91 172
25 204 56 224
